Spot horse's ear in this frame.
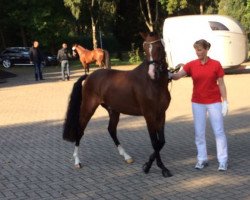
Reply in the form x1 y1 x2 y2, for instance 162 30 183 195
139 32 147 40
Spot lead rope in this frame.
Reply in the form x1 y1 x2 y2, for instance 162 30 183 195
167 64 183 93
168 75 174 93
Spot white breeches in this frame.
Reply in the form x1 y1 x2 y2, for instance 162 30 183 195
192 102 228 164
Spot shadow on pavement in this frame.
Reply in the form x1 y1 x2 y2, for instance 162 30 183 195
0 107 249 199
0 65 87 88
0 69 17 83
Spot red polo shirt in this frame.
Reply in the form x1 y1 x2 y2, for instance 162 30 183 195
183 58 224 104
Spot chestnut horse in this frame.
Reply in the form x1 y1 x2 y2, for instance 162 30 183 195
72 44 111 74
63 32 172 177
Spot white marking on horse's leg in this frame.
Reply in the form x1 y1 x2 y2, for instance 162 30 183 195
117 145 134 164
73 146 81 167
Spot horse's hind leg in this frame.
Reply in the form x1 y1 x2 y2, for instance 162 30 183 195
87 64 90 73
73 97 100 168
73 145 81 168
96 61 102 68
103 105 133 164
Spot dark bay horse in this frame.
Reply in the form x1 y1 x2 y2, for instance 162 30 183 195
72 44 110 74
63 32 172 177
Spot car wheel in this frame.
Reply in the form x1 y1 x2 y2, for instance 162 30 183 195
2 59 12 68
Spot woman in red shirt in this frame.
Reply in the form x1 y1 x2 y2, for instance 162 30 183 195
171 39 228 171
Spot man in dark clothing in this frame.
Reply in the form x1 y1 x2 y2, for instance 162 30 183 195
57 43 71 81
29 40 44 81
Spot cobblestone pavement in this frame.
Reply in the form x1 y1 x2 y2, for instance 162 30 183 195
0 65 250 200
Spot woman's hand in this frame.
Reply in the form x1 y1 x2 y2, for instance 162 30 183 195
222 101 228 116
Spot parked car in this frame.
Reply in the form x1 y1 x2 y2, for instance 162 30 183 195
43 52 58 67
0 47 58 68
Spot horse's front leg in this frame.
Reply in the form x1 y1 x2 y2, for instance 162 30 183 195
142 117 157 174
81 62 87 74
143 151 156 173
86 64 90 73
144 116 172 177
145 128 172 177
154 126 172 177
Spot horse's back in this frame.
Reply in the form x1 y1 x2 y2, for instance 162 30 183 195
85 65 145 88
83 68 144 115
84 69 133 93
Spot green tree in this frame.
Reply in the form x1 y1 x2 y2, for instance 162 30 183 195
159 0 188 15
246 0 250 35
28 0 75 52
64 0 117 49
0 0 32 47
0 0 11 48
0 0 76 52
219 0 250 37
139 0 160 32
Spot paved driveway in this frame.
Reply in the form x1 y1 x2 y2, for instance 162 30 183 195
0 65 250 200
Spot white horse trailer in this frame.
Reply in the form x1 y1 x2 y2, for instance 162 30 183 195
163 15 248 69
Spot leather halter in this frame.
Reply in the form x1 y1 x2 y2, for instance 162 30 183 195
143 39 165 67
143 39 163 46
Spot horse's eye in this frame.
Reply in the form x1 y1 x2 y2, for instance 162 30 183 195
156 46 162 51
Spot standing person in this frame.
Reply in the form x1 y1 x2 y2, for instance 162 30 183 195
170 39 228 171
57 43 71 81
29 40 44 81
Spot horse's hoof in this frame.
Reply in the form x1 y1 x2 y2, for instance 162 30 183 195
75 163 82 169
142 162 151 174
162 169 173 177
125 158 134 164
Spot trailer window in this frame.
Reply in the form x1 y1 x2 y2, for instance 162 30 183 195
209 21 229 31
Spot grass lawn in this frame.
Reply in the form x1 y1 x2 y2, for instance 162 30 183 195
69 57 141 70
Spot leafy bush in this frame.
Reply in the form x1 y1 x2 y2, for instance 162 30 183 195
128 43 142 64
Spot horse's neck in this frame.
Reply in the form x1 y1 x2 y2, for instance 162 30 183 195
78 46 85 50
133 60 169 84
130 61 149 78
133 60 148 72
76 46 88 55
78 46 89 52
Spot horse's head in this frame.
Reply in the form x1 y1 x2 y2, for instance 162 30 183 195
140 32 167 80
72 44 78 57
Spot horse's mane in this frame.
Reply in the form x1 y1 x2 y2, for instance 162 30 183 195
76 45 87 51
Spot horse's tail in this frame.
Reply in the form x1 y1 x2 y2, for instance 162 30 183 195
104 50 111 69
63 74 88 142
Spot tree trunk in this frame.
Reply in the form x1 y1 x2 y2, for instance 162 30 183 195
90 0 98 49
0 29 6 49
200 1 204 14
91 15 98 49
20 26 27 47
75 20 81 36
146 0 154 31
139 0 156 32
50 37 56 54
